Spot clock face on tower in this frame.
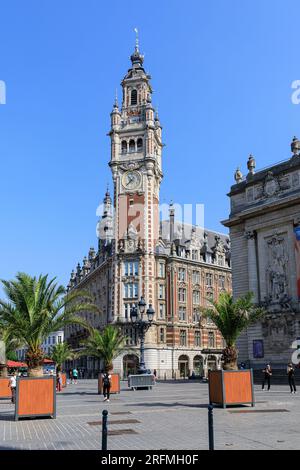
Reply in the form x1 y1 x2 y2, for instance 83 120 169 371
122 170 141 190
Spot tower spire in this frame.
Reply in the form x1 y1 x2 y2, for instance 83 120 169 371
130 28 144 68
134 27 139 52
114 88 118 108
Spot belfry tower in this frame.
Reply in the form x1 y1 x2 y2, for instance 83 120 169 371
108 35 163 322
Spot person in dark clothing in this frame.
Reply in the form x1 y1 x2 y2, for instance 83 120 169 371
262 364 272 390
102 371 111 402
287 363 297 394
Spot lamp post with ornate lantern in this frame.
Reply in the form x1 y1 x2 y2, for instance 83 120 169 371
130 297 155 374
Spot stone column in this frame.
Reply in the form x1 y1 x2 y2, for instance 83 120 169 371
245 230 259 303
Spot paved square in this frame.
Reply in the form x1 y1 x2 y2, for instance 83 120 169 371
0 380 299 450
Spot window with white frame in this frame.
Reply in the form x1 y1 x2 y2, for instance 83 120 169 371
217 254 225 266
193 308 201 323
159 303 165 319
178 288 186 302
178 306 186 321
206 291 214 305
124 260 139 276
124 302 135 320
178 267 186 281
180 330 187 346
205 273 213 287
218 275 225 289
194 330 201 347
124 283 138 299
158 284 165 299
124 327 137 346
158 262 165 278
192 270 200 284
193 290 200 305
208 331 215 348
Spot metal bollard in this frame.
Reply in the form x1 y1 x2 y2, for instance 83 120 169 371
102 409 108 450
208 405 214 451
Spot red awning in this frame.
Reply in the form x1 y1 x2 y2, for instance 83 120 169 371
43 358 54 364
7 360 27 368
7 358 54 368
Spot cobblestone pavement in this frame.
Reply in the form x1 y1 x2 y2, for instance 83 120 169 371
0 380 299 450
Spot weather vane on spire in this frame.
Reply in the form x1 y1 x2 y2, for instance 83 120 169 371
134 27 139 52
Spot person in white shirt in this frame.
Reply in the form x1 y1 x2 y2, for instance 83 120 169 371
102 371 112 402
9 372 17 404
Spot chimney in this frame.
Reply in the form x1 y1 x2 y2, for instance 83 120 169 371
169 202 175 242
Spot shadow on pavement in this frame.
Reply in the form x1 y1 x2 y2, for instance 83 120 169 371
124 401 210 409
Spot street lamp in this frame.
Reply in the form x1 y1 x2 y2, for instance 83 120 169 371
130 297 154 374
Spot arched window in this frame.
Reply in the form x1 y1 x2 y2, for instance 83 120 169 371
131 89 137 105
121 141 127 154
129 140 135 153
137 138 143 152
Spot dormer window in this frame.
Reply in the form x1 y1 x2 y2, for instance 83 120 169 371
129 140 135 153
131 89 137 105
121 140 127 154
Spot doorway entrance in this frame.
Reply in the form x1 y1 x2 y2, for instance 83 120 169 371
123 354 139 378
178 355 189 378
193 355 204 376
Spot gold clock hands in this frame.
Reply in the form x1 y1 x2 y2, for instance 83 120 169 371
127 175 134 185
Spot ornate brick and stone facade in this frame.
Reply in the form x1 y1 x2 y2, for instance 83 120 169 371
223 139 300 370
65 42 231 379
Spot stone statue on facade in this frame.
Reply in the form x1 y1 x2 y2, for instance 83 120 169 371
266 234 288 303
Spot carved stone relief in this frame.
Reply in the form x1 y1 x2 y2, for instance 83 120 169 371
265 233 289 304
262 312 296 353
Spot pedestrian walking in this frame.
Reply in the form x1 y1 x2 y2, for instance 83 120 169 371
9 372 17 404
56 370 62 392
69 369 73 384
102 370 112 402
72 367 78 384
262 364 272 390
287 363 297 394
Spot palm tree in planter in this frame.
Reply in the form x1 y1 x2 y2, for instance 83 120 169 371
203 291 265 370
50 342 75 373
202 291 265 408
0 272 97 377
80 325 127 373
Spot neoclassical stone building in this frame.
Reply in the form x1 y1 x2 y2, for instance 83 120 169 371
223 139 300 370
65 42 231 379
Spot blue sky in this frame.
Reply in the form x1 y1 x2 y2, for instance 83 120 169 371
1 0 300 290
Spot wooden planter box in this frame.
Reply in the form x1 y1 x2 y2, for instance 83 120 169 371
61 372 67 388
15 376 56 421
209 369 255 408
0 378 11 399
98 373 120 395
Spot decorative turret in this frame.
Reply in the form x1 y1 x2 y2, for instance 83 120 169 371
291 136 300 157
82 256 90 277
234 167 243 183
70 270 76 288
111 90 121 129
97 188 113 248
247 154 256 175
88 247 96 262
169 201 175 242
76 263 82 283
